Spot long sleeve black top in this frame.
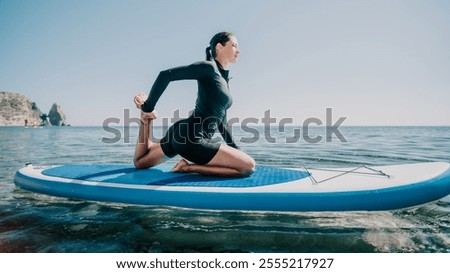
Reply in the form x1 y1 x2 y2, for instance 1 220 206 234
141 60 238 149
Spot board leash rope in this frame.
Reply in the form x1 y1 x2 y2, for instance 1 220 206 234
303 165 392 184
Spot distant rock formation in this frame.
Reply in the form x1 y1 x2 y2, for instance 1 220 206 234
48 103 67 126
0 91 67 126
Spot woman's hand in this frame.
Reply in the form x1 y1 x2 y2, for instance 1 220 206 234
140 110 158 125
134 92 148 109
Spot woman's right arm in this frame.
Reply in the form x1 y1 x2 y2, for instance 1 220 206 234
141 62 214 112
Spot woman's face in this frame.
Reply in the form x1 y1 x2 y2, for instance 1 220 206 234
217 36 240 64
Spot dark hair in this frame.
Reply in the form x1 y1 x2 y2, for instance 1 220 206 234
205 32 234 61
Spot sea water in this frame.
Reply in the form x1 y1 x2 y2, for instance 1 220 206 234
0 126 449 252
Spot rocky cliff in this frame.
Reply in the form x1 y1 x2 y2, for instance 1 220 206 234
0 91 67 126
48 103 67 126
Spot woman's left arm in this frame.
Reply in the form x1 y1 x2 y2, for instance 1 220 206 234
218 119 239 150
141 61 214 112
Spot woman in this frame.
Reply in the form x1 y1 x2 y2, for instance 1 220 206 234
133 32 255 177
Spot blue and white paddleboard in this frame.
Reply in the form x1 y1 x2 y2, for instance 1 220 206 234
14 162 450 212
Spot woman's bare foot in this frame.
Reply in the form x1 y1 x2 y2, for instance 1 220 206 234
134 92 148 109
172 159 190 173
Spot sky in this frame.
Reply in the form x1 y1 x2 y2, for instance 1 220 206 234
1 0 449 126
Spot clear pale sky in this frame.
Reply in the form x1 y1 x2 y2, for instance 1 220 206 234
1 0 449 126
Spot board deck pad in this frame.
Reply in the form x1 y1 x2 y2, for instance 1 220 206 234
42 164 310 187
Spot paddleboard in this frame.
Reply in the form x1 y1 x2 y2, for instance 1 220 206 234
14 162 450 212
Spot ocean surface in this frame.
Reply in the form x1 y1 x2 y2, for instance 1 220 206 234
0 126 449 253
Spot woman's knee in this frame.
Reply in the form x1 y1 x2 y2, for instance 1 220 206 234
237 156 256 177
134 144 167 169
134 158 151 169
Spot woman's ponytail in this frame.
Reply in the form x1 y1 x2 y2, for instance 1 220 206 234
205 46 213 61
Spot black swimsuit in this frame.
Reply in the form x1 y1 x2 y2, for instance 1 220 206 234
141 60 238 165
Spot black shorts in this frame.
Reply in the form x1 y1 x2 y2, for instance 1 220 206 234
159 117 221 165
